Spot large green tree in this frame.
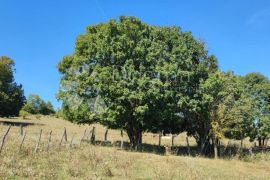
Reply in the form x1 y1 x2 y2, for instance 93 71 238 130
58 16 217 148
0 56 25 117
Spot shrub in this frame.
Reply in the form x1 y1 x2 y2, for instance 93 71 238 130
35 114 42 120
19 110 29 119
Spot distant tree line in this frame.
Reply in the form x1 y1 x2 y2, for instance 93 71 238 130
55 16 269 158
20 94 55 116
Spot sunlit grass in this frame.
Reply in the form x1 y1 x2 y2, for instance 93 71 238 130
0 116 269 179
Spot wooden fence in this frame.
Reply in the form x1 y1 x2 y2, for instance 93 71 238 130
0 125 268 156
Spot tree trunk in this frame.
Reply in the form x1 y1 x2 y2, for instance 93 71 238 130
258 137 262 147
186 136 190 156
217 139 221 157
240 138 243 153
126 127 142 150
213 137 218 159
199 137 205 154
197 136 209 155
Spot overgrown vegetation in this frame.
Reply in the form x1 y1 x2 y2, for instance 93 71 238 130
58 16 270 158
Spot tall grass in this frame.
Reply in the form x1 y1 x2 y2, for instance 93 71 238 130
0 116 270 179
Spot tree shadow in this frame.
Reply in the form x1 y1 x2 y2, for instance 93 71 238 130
87 140 258 158
0 120 44 127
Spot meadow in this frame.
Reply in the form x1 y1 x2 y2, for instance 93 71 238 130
0 116 270 179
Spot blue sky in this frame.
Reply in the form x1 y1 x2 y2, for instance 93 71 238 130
0 0 270 108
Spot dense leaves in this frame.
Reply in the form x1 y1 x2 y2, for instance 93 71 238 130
58 16 270 153
22 94 55 115
0 56 25 117
58 16 217 148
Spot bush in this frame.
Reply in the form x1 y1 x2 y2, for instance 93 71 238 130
19 110 29 119
35 114 42 120
22 94 55 115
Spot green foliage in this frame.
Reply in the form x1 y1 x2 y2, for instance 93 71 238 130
242 73 270 145
22 94 55 115
19 109 29 119
35 114 42 120
57 16 270 153
0 56 25 117
55 108 64 118
58 16 217 148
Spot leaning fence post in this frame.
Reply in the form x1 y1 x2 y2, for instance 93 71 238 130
19 130 27 152
120 130 124 149
104 128 108 142
47 130 52 151
34 129 43 153
0 125 11 155
80 129 87 146
59 128 67 147
91 127 96 144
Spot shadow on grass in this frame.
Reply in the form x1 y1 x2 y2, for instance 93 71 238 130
83 140 199 156
0 120 44 127
82 139 259 159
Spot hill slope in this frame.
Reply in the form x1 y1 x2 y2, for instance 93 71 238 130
0 117 269 179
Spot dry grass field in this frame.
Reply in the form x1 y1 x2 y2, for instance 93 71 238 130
0 116 270 179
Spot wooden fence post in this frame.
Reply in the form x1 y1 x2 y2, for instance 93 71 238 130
0 125 11 155
120 130 124 149
47 131 52 151
70 133 76 148
91 127 96 144
19 130 27 152
158 131 163 146
227 140 231 156
104 128 108 142
186 136 190 156
59 128 67 147
172 135 175 147
20 125 23 136
80 129 87 146
34 129 42 153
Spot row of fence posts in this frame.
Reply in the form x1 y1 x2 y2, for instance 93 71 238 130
0 125 77 155
0 125 192 155
158 130 191 156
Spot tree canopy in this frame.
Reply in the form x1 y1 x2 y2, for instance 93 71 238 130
58 16 270 155
22 94 55 115
0 56 25 117
58 16 217 148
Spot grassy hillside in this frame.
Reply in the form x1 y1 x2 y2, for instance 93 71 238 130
0 116 269 179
